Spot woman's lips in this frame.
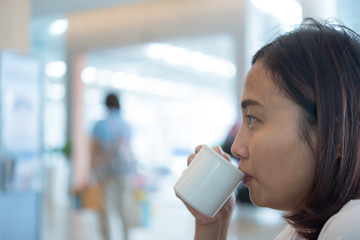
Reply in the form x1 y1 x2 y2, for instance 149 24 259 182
243 175 253 185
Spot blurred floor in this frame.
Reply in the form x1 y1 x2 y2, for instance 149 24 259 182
42 157 286 240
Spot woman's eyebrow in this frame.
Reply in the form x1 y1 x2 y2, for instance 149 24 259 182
241 99 264 110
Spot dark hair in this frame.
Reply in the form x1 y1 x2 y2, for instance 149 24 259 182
252 18 360 239
105 93 120 110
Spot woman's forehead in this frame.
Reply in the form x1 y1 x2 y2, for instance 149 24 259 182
243 63 278 99
242 62 295 110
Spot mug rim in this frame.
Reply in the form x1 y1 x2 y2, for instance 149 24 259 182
200 144 243 177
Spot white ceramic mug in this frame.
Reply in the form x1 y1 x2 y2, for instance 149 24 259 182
174 144 244 217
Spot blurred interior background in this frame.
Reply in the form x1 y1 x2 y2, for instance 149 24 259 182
0 0 359 239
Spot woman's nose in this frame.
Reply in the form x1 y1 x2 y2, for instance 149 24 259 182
230 130 249 160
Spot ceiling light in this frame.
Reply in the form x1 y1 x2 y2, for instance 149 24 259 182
49 19 69 36
81 66 98 83
46 61 67 78
147 43 236 78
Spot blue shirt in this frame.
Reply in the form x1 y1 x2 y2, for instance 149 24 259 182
93 110 131 143
92 110 132 177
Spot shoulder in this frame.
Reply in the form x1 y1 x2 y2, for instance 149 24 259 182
93 120 106 135
319 199 360 239
275 225 304 240
93 120 105 130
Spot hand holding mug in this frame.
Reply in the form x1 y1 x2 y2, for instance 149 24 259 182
174 144 244 222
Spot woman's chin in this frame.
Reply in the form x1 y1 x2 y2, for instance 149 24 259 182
248 194 272 209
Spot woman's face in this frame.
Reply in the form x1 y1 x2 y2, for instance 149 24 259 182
231 62 316 211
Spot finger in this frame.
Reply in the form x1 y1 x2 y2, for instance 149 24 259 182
195 144 203 153
176 193 213 220
213 145 231 161
187 145 203 165
187 153 196 165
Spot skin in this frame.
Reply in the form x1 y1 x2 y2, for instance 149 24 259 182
232 62 316 211
179 62 317 240
183 145 236 240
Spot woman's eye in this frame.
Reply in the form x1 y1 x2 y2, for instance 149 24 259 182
246 115 257 125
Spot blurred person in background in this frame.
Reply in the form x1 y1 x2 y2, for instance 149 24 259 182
178 18 360 240
90 93 133 240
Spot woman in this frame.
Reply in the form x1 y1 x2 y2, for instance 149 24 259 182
179 19 360 239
